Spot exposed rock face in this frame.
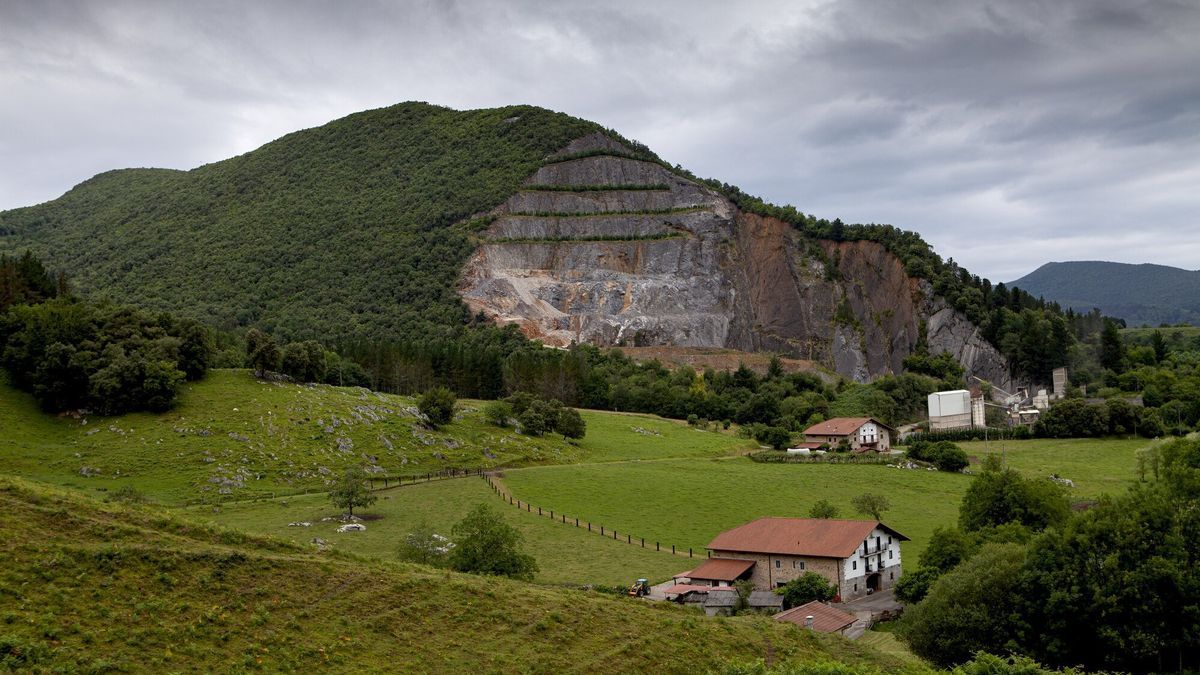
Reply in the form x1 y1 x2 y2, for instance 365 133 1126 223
459 133 1013 387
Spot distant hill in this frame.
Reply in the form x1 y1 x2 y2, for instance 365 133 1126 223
1010 261 1200 326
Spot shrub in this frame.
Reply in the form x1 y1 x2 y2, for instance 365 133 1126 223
449 503 538 580
483 400 513 427
775 572 836 609
418 386 456 428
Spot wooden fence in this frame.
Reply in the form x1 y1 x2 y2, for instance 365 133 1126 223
482 474 703 559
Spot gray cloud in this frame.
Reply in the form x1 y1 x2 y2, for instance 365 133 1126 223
1 0 1197 282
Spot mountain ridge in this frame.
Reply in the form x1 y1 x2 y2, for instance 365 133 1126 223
1 101 1068 386
1009 260 1200 326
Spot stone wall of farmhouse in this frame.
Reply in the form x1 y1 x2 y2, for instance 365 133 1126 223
712 550 902 600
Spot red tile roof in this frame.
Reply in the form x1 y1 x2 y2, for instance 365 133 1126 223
803 417 870 436
663 584 736 596
803 417 898 436
686 557 756 581
775 601 857 633
707 518 909 558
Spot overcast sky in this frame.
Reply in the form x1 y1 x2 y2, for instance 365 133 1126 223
2 0 1197 281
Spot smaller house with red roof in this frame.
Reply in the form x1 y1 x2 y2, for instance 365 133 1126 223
774 601 858 634
802 417 895 453
698 517 908 601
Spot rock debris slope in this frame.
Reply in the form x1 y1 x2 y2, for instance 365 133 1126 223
460 134 1012 387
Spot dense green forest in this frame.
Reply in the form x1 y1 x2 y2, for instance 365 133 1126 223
1 101 1080 385
0 254 213 414
0 103 609 341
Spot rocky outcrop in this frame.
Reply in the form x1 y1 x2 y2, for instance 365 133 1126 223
459 134 1012 385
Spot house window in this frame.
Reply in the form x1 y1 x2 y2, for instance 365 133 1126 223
890 572 894 580
852 560 856 570
889 550 894 560
854 583 858 592
775 559 781 569
888 536 893 545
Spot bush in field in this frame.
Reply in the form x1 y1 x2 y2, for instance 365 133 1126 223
483 400 513 427
419 386 457 428
449 503 537 580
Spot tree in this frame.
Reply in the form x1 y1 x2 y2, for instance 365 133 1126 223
850 493 891 521
775 571 836 609
396 522 454 566
418 386 456 428
1099 320 1125 373
1151 329 1168 363
556 406 586 439
808 499 840 519
893 567 941 604
449 503 537 580
919 528 973 572
246 328 281 376
328 466 377 517
757 426 792 450
897 543 1028 667
483 400 512 427
958 466 1069 533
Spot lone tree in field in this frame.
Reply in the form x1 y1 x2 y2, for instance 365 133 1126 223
556 406 587 440
329 466 377 517
449 503 538 580
808 499 840 519
418 386 456 428
851 492 891 521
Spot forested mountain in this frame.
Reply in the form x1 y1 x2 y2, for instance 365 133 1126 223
0 103 606 340
1010 261 1200 326
0 102 1074 386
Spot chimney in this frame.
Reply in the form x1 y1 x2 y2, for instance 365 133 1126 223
805 615 814 629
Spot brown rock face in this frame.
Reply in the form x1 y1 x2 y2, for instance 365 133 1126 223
459 134 1012 387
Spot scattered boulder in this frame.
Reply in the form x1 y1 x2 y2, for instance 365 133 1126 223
288 521 312 527
336 523 366 533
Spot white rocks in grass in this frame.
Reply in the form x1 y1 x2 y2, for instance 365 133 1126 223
336 523 366 533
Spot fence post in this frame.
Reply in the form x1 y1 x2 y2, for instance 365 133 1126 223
672 545 675 554
575 518 579 527
588 523 591 532
538 507 542 516
657 542 660 551
550 510 554 519
641 538 645 548
601 526 605 536
627 534 631 544
689 548 693 558
526 503 530 512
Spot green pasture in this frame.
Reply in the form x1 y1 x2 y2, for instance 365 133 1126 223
0 369 749 505
960 437 1146 497
202 473 692 587
500 460 969 564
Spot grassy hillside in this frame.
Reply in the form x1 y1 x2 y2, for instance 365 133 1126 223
204 476 691 587
0 369 751 505
0 103 619 340
0 475 920 673
1010 260 1200 326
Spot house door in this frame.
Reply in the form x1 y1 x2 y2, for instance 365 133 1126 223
866 573 881 592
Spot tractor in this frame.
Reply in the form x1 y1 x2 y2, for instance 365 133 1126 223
628 578 649 597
